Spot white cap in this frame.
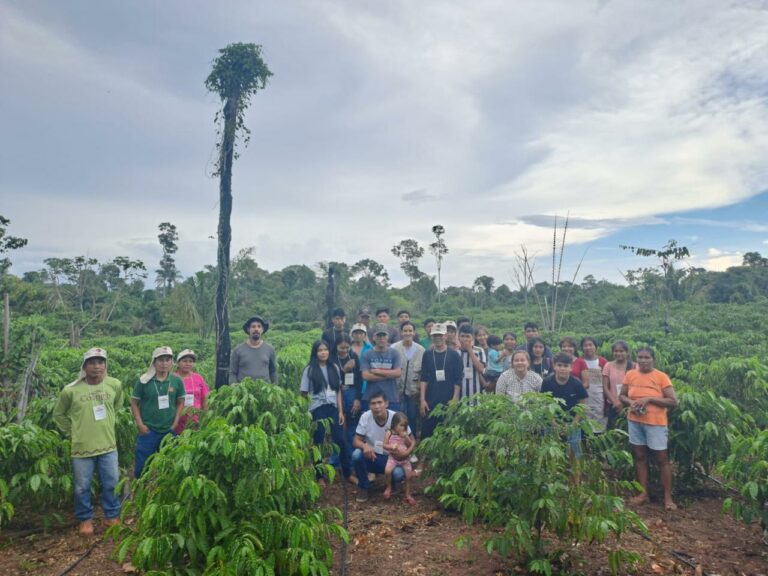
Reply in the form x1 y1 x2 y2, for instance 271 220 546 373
430 323 447 335
176 349 196 362
139 346 174 383
78 347 107 380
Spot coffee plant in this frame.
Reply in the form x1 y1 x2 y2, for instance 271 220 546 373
419 394 645 575
720 429 768 533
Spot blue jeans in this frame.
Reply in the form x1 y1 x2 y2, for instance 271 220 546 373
402 394 420 438
73 450 120 521
342 387 361 451
566 427 583 459
134 429 173 478
388 401 401 413
352 448 404 489
312 404 351 478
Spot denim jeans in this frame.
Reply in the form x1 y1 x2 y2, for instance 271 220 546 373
351 448 404 489
312 404 351 478
134 429 173 478
72 450 120 521
342 387 361 451
401 394 420 438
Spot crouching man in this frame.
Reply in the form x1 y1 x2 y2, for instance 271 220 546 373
53 347 123 536
352 391 414 503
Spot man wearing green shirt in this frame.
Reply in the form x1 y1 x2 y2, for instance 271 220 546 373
53 347 123 536
131 346 185 478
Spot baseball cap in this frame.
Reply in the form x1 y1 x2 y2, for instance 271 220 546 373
373 323 390 336
350 323 368 334
430 323 447 335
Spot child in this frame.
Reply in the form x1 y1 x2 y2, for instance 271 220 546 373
174 349 210 434
484 335 504 387
383 412 416 504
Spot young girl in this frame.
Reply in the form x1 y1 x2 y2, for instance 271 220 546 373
484 335 504 387
602 340 633 429
558 337 580 359
571 337 608 432
300 340 351 485
174 349 210 434
527 337 553 379
382 412 416 504
499 332 518 371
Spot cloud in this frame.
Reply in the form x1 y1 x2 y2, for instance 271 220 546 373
402 189 440 204
514 215 666 231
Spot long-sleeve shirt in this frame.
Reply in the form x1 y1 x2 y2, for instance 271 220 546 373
229 341 278 385
53 376 124 458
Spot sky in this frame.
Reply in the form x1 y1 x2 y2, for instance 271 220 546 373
2 0 768 289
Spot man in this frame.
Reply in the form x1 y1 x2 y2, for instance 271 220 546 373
423 318 435 339
517 321 553 359
357 306 373 340
361 324 402 410
396 310 411 324
373 307 400 344
391 321 425 437
352 391 415 502
456 316 471 329
322 307 349 347
229 315 278 385
131 346 186 478
419 323 462 439
53 347 123 536
457 324 487 398
541 353 588 460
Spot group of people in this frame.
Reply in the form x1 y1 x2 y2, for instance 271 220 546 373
306 308 678 510
51 308 677 536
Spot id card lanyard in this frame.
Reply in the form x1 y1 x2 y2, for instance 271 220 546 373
92 380 107 422
433 350 447 382
337 356 355 386
154 379 170 410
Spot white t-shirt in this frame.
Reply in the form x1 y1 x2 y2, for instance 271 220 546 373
355 409 412 455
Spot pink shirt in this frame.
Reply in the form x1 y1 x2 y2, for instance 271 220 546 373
602 361 630 398
174 372 210 433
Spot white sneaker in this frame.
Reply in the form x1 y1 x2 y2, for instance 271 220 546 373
410 455 418 464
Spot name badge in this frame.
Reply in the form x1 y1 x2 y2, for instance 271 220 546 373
184 393 195 407
158 395 170 410
435 369 446 382
344 372 355 386
93 404 107 421
374 440 384 455
464 366 474 379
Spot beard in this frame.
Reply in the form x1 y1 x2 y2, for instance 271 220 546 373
250 332 261 341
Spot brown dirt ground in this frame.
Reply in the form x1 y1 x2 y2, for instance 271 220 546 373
1 478 766 576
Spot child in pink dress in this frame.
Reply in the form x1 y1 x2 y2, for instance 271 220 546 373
383 412 416 505
174 349 210 434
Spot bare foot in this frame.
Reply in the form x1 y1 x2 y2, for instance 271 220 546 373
383 487 392 500
347 475 358 486
404 495 417 505
629 494 649 506
664 501 678 511
317 478 327 488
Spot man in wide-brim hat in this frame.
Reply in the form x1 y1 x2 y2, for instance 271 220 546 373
229 314 278 386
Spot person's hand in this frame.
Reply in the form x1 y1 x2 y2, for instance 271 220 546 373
351 399 361 417
338 412 345 426
344 360 355 372
363 444 376 461
137 423 150 435
612 399 623 411
420 399 429 418
390 445 404 459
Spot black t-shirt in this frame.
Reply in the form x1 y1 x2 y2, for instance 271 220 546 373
322 328 349 347
541 375 588 414
421 348 463 406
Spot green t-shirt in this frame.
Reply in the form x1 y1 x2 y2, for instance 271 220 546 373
53 376 124 458
131 375 185 433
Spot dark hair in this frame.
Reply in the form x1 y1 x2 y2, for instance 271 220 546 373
487 335 502 347
458 324 473 335
580 336 598 349
306 340 341 395
635 346 655 359
390 411 409 432
527 337 547 358
503 331 517 340
474 325 489 337
611 340 634 370
524 321 538 331
396 309 410 317
334 334 352 348
423 318 435 327
331 307 346 318
456 316 471 327
399 320 416 331
558 337 580 357
368 390 387 402
375 307 390 316
552 352 573 366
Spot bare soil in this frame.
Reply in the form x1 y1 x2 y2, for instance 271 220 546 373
1 478 766 575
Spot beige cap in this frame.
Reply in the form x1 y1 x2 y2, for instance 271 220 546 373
140 346 174 383
430 323 447 335
78 347 107 380
176 349 196 362
350 323 368 334
444 320 457 331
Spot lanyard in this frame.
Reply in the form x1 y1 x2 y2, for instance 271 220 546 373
433 349 447 371
153 378 169 398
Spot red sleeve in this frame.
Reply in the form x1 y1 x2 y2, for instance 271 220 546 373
571 358 585 379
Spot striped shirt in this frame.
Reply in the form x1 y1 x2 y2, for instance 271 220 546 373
459 346 487 399
495 369 542 402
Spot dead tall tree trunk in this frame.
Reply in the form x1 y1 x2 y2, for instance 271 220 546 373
214 96 238 389
325 265 336 330
2 292 8 357
16 344 41 423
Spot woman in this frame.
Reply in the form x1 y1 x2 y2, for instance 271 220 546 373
558 337 579 359
602 341 633 429
300 340 351 485
571 337 608 432
350 323 372 408
619 347 678 510
495 350 542 403
173 349 210 434
527 337 553 379
330 335 363 451
473 326 490 356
